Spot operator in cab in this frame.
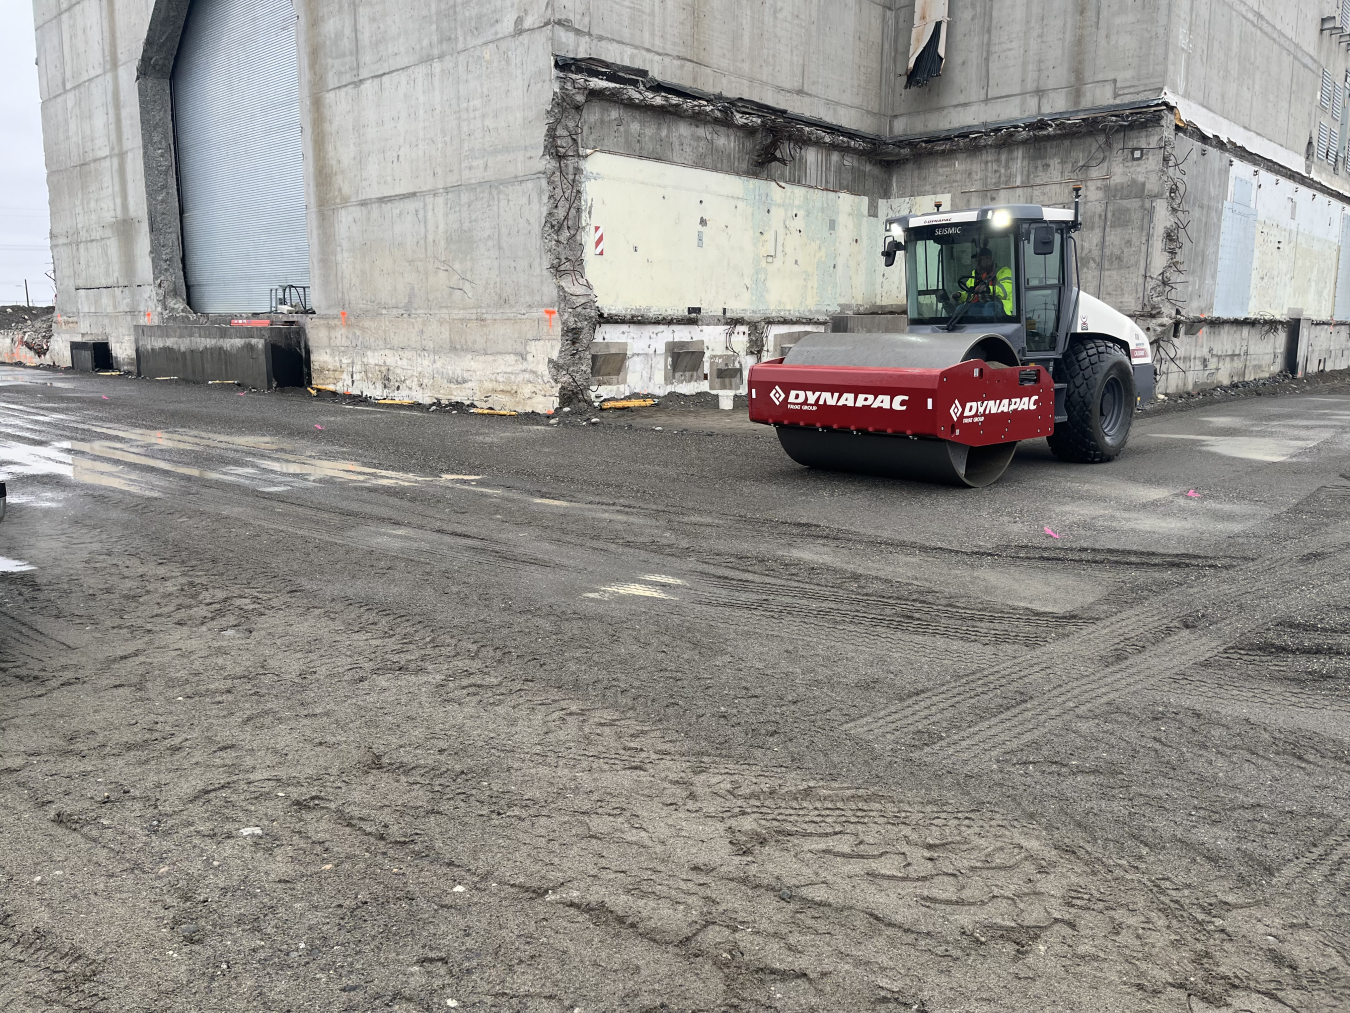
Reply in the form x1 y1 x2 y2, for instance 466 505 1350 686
958 245 1013 318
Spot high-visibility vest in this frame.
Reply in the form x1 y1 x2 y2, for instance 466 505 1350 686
962 266 1014 316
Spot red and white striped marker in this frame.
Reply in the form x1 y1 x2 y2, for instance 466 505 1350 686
593 225 604 256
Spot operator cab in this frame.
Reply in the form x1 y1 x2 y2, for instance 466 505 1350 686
882 203 1079 373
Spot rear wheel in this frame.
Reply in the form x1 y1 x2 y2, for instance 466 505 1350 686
1048 338 1135 463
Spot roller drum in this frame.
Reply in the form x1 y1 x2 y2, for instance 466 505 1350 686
775 330 1022 487
782 330 1020 370
776 428 1018 488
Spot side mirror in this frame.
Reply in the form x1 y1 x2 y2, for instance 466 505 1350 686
1032 225 1055 257
882 237 903 267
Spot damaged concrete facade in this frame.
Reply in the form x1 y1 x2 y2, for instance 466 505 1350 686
28 0 1350 406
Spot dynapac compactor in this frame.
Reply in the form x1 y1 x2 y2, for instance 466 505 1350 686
748 195 1154 487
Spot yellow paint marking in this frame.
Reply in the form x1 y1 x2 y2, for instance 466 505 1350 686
600 398 658 409
470 408 519 416
375 399 416 405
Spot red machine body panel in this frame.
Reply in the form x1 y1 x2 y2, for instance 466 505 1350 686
746 358 1055 447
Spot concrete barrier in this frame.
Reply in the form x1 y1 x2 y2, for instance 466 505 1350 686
1151 316 1350 395
132 324 308 389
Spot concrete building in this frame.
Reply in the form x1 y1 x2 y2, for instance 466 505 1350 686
25 0 1350 408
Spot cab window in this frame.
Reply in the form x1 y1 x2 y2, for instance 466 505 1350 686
905 227 1017 324
1022 226 1063 352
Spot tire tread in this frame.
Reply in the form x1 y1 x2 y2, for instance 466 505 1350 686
1047 338 1133 463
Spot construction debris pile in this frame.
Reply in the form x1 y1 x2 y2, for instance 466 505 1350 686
0 306 56 362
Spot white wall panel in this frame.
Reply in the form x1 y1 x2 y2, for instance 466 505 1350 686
582 152 905 317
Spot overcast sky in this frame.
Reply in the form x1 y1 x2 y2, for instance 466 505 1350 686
0 3 52 307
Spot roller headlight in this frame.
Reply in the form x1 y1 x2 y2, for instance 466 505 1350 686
990 208 1013 230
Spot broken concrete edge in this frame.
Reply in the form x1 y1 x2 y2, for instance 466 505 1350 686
1138 366 1350 417
557 56 1173 166
543 79 598 410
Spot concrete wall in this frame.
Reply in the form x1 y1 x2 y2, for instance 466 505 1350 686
888 117 1167 317
888 0 1172 133
296 0 560 410
1154 316 1350 395
589 321 825 401
1179 135 1350 321
581 99 891 196
552 0 898 134
1165 0 1350 194
34 0 158 369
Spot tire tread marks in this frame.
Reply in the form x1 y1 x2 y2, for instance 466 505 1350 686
846 552 1349 757
1275 820 1350 892
0 913 110 1012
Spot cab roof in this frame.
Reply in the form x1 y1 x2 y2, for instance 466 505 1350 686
886 204 1076 231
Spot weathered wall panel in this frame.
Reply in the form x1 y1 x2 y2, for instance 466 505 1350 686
582 152 906 318
1165 0 1350 195
296 3 560 409
1247 171 1345 319
553 0 894 134
889 0 1171 133
1212 198 1257 316
36 0 158 369
1335 214 1350 321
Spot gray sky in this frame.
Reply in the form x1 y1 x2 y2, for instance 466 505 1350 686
0 2 52 307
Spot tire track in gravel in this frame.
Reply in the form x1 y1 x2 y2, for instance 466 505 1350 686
932 572 1350 763
1275 820 1350 893
0 913 111 1012
197 484 1087 658
919 567 1350 763
273 590 1020 840
0 605 81 681
843 487 1350 754
1160 672 1350 716
690 573 1092 648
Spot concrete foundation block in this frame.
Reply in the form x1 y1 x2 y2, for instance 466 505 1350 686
133 324 307 389
303 313 561 412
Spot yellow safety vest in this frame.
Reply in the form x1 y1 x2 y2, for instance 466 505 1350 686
962 266 1014 316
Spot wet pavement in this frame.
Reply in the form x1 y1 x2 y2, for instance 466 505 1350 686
2 364 1349 1012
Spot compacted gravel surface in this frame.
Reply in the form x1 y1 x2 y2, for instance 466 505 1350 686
2 364 1349 1012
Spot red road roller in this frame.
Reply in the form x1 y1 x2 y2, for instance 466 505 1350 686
748 198 1153 487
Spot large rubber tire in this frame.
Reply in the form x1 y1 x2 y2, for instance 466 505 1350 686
1047 338 1136 463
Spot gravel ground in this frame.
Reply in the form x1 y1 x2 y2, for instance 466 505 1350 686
1 364 1348 1012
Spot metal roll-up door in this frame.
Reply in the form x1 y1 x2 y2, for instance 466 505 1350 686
172 0 310 314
